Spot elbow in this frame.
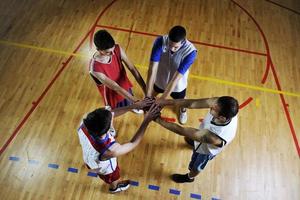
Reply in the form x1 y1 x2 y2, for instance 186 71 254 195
96 73 106 83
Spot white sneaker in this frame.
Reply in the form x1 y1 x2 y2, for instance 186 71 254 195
179 110 187 124
132 109 144 114
109 180 130 193
108 127 117 137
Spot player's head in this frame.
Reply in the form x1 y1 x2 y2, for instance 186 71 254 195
94 30 115 55
210 96 239 122
168 25 186 52
83 108 112 136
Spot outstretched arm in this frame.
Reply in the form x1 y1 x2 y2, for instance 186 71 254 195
90 71 137 102
120 47 147 95
160 50 197 99
103 104 161 158
157 97 218 109
146 61 159 97
160 71 183 99
155 117 223 146
112 97 155 117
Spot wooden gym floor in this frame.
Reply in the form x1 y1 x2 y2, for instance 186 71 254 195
0 0 299 199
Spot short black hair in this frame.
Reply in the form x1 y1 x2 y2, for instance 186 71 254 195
168 25 186 43
217 96 239 119
94 30 115 50
83 108 112 135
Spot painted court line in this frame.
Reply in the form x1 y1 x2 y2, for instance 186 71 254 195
169 189 181 195
231 0 300 157
8 156 220 199
95 24 267 56
9 156 20 161
28 159 39 165
239 97 253 109
68 167 79 173
48 163 59 169
87 172 98 177
148 184 160 191
0 0 117 156
265 0 300 15
130 180 139 186
190 193 202 199
0 40 298 98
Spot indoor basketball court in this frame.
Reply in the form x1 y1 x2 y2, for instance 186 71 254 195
0 0 299 199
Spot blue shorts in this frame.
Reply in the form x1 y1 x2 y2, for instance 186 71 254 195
116 88 134 108
188 151 215 172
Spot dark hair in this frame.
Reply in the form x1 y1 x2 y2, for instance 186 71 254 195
168 25 186 43
83 108 112 135
94 30 115 50
217 96 239 119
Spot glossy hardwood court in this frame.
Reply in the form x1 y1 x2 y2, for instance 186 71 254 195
0 0 299 199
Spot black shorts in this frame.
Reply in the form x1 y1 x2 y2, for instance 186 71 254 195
154 84 186 99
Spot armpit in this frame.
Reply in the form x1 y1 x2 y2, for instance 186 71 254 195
90 73 102 85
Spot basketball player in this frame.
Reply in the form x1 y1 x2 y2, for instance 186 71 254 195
90 30 146 111
156 96 239 183
146 25 197 124
77 99 160 193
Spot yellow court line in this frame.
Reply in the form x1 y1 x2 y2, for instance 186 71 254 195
189 74 300 97
1 40 300 98
0 40 88 58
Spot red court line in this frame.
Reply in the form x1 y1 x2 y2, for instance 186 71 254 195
231 0 272 83
0 0 117 156
239 97 253 109
231 0 300 157
161 116 176 123
95 24 267 56
261 56 271 84
265 0 300 15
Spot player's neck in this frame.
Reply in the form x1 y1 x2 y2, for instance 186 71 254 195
94 52 111 64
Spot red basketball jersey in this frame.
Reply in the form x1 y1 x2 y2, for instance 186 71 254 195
89 45 133 108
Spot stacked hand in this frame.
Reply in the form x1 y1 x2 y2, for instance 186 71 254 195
133 97 163 121
134 97 155 111
144 103 161 122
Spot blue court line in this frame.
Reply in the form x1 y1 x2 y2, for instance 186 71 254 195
28 159 39 164
48 163 59 169
8 156 219 199
191 193 202 199
130 180 139 186
68 167 78 173
87 172 98 177
9 156 20 161
169 188 181 195
148 184 160 191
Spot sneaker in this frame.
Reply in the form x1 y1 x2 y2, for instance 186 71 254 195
109 180 130 193
171 173 194 183
108 127 117 137
184 136 194 148
179 109 187 124
132 109 144 114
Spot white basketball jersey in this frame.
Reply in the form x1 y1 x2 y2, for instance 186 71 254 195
194 112 238 156
77 123 117 175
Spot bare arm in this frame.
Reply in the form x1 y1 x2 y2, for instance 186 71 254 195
120 47 147 95
155 117 223 146
112 97 155 117
103 104 161 158
104 120 150 158
90 71 137 102
160 71 183 99
157 97 218 109
146 61 159 97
